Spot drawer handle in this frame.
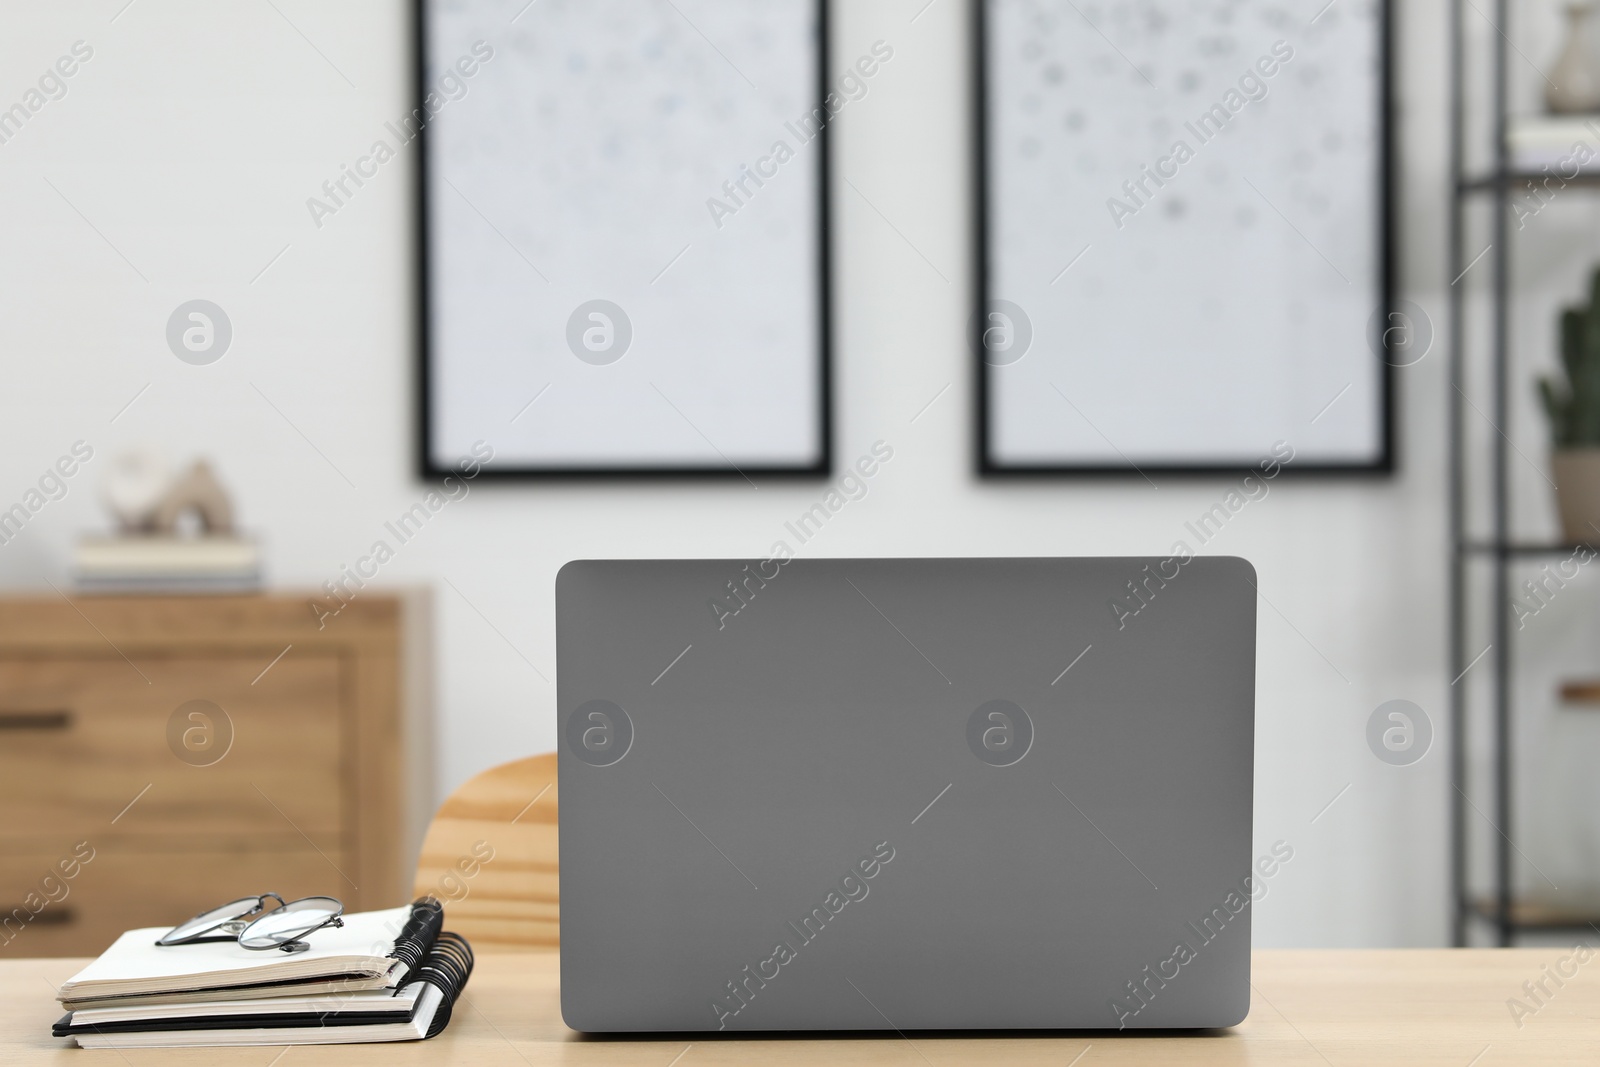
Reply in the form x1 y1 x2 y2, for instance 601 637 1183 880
0 906 75 927
0 710 73 731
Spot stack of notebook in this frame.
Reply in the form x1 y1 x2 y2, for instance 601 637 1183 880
52 898 472 1048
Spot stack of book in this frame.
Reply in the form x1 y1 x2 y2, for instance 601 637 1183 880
52 899 472 1048
73 535 262 593
1508 116 1600 172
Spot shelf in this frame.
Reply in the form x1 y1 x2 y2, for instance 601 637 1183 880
1445 34 1598 948
1470 897 1600 932
1558 680 1600 704
1462 117 1600 194
1459 542 1595 556
1459 171 1600 194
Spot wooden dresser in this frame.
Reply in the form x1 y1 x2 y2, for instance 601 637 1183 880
0 593 429 956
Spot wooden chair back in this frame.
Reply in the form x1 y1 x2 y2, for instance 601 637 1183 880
412 752 558 951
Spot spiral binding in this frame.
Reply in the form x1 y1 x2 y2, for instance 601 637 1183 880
389 897 444 976
415 932 475 1039
387 898 474 1039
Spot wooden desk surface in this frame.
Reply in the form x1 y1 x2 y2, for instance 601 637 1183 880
2 950 1592 1064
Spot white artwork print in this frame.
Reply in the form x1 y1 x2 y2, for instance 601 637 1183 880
426 0 824 471
986 0 1387 468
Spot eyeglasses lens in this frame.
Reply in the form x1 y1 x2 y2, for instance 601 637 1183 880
158 897 265 945
238 897 341 949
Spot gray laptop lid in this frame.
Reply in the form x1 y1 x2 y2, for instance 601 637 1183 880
557 557 1256 1032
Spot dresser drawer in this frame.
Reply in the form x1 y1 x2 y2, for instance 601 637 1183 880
0 654 344 847
0 843 352 958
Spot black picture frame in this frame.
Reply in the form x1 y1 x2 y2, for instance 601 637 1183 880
972 0 1396 478
415 0 833 481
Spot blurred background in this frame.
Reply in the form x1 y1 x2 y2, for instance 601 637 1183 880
3 0 1598 957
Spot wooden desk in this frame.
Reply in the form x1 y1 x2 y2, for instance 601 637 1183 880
1 950 1593 1063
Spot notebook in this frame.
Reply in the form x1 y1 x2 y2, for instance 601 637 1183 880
55 933 473 1047
65 985 449 1048
53 901 474 1048
58 985 426 1032
57 899 441 1009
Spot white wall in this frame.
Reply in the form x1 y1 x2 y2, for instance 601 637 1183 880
0 0 1460 946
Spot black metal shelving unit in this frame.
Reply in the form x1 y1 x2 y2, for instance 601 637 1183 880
1449 0 1600 946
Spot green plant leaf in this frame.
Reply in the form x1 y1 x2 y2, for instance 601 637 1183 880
1539 378 1571 447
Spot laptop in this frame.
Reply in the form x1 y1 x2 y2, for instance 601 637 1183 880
557 557 1257 1032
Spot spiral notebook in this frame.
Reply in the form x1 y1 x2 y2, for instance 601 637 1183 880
53 899 474 1047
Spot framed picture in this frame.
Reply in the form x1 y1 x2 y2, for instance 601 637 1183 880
418 0 831 478
976 0 1394 475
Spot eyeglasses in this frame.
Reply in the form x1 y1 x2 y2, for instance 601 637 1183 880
155 894 345 954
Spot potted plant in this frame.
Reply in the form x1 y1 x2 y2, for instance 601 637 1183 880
1539 267 1600 543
